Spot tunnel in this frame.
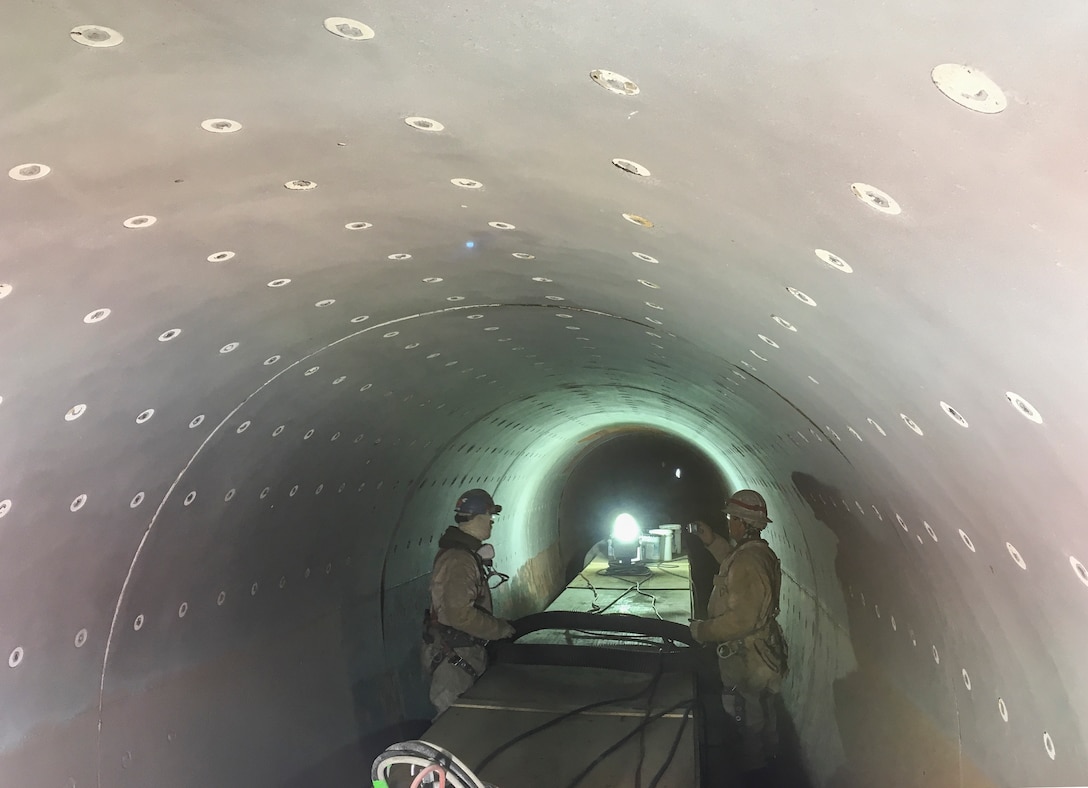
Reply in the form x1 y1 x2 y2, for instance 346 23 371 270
2 2 1087 786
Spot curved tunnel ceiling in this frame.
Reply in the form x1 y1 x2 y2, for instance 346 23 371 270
3 3 1088 786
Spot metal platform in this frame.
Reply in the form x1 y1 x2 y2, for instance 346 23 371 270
419 558 697 787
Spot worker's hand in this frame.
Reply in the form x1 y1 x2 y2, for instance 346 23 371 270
689 619 703 642
693 520 715 547
497 620 516 640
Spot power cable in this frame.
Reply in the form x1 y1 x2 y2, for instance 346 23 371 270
474 654 665 776
633 657 664 788
646 706 693 788
562 698 695 788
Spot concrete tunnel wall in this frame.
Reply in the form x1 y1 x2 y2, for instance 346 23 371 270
2 1 1087 786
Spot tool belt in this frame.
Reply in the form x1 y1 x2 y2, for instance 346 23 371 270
422 610 486 679
715 618 789 678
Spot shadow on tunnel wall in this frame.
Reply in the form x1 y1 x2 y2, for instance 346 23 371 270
791 472 997 788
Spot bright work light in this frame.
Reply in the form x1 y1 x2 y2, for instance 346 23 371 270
612 513 640 543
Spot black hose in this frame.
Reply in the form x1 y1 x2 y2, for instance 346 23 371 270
474 655 665 776
563 698 695 788
646 706 693 788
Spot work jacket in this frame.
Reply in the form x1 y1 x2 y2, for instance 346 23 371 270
429 526 510 642
692 534 782 645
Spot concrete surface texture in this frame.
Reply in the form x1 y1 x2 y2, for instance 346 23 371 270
1 2 1085 786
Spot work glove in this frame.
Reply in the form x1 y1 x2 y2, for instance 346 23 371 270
498 620 516 640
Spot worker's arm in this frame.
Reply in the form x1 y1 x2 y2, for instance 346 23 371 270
433 551 514 641
690 553 769 643
694 521 734 565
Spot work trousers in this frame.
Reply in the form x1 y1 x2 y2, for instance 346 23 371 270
719 651 781 772
423 643 488 716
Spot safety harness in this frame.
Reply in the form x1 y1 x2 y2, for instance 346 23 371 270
423 529 493 680
713 539 787 669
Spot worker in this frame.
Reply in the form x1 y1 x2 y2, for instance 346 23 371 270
689 490 789 783
422 488 516 715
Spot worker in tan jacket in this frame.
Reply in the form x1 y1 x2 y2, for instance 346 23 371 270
422 489 516 715
689 489 788 778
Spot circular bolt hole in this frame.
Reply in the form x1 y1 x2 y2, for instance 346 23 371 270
405 116 444 132
201 118 242 134
74 629 88 648
815 248 853 273
123 215 157 228
251 583 259 596
267 278 291 288
70 494 88 512
488 221 516 230
135 409 154 424
962 669 972 690
512 252 535 260
345 221 372 230
851 182 901 215
940 401 969 428
451 178 482 189
758 334 779 348
1071 556 1088 587
315 299 335 308
70 25 124 47
216 591 227 606
183 491 197 506
207 251 235 262
998 697 1008 722
219 342 239 354
589 69 640 95
236 421 251 434
264 355 281 366
1006 542 1026 569
1044 731 1056 760
786 287 817 307
1005 392 1043 424
8 647 24 668
622 213 654 228
224 489 236 502
189 415 205 428
932 645 940 664
611 158 651 177
901 413 924 435
959 529 976 552
771 315 797 331
133 614 144 631
130 492 145 508
84 308 111 324
158 328 182 342
388 253 412 260
931 64 1007 114
323 17 375 39
924 521 938 541
284 180 316 190
8 162 51 180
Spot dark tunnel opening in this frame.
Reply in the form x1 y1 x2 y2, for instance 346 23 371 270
555 428 730 588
